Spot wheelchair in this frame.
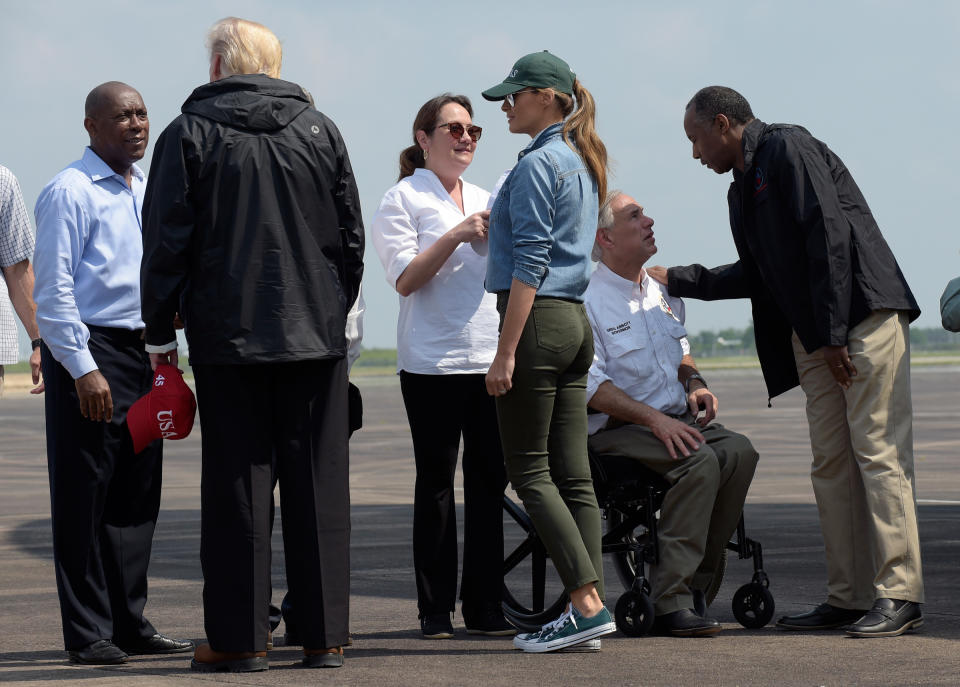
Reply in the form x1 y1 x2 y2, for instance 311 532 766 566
501 449 775 636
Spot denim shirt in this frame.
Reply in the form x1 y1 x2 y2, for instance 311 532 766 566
485 122 598 301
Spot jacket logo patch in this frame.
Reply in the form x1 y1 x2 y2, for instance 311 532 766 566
753 167 768 197
606 321 631 335
311 125 320 134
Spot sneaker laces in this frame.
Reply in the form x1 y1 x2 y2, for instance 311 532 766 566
540 606 577 639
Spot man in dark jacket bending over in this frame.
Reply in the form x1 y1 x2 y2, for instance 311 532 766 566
141 17 363 671
648 86 923 638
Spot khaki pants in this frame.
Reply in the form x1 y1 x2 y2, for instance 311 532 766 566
792 310 924 607
588 420 758 614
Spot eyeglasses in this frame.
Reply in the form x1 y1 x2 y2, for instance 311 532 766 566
438 122 483 142
505 88 538 108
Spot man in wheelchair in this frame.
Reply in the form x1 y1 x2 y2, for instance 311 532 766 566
583 191 759 637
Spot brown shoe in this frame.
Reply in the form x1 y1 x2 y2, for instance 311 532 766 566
302 646 344 668
190 643 268 673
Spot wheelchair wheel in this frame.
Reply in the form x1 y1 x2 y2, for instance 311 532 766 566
614 590 655 636
732 582 775 629
608 509 726 608
501 495 568 632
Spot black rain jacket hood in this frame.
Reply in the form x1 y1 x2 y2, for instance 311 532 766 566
182 77 311 132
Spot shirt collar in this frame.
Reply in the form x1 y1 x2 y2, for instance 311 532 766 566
412 166 460 188
518 122 564 160
81 146 145 184
411 167 464 209
595 261 647 299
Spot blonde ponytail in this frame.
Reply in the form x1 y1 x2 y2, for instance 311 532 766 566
556 80 608 201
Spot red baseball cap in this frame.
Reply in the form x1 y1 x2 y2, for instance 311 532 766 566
127 363 197 454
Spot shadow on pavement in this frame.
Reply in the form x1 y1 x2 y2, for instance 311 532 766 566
9 503 960 638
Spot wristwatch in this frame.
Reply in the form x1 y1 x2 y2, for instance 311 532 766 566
31 338 42 350
685 372 708 393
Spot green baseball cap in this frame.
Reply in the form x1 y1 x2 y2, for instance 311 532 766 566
481 50 576 101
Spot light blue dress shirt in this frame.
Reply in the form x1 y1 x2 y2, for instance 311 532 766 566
33 147 146 379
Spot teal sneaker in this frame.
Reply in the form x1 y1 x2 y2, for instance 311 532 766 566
512 606 576 649
514 606 616 653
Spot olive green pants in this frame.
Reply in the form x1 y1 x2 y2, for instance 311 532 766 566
495 295 604 599
588 420 758 614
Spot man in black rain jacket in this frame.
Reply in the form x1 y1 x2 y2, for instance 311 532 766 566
648 86 923 639
141 17 362 671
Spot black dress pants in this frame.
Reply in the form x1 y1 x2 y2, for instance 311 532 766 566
193 358 350 651
399 372 507 617
41 327 161 650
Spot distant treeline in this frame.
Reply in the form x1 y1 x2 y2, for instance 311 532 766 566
355 327 960 365
667 325 960 358
644 324 960 358
355 348 399 367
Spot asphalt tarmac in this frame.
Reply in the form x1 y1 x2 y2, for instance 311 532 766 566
0 367 958 686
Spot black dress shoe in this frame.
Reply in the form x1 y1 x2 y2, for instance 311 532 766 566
464 601 517 636
776 603 868 631
655 609 721 637
118 633 194 654
845 598 923 637
68 639 128 665
692 590 707 618
420 613 454 639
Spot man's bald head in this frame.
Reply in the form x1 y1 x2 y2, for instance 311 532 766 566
85 81 141 118
83 82 149 181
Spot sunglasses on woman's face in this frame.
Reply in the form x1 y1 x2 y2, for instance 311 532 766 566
504 88 538 109
438 122 482 142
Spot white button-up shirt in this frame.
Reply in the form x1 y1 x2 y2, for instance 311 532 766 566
371 168 499 374
585 262 691 435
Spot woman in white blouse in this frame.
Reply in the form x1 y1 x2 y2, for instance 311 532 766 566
372 94 511 640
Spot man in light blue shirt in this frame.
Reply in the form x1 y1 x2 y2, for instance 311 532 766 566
33 81 191 665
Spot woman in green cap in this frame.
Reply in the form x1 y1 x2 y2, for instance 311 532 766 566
481 50 615 653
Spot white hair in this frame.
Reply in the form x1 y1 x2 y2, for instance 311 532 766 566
591 189 623 261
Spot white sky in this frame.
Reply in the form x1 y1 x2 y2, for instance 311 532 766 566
2 0 957 352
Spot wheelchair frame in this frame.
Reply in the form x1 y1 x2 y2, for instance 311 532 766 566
501 453 774 635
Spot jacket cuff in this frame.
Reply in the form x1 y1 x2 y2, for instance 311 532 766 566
146 324 177 349
512 262 546 289
145 340 178 354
